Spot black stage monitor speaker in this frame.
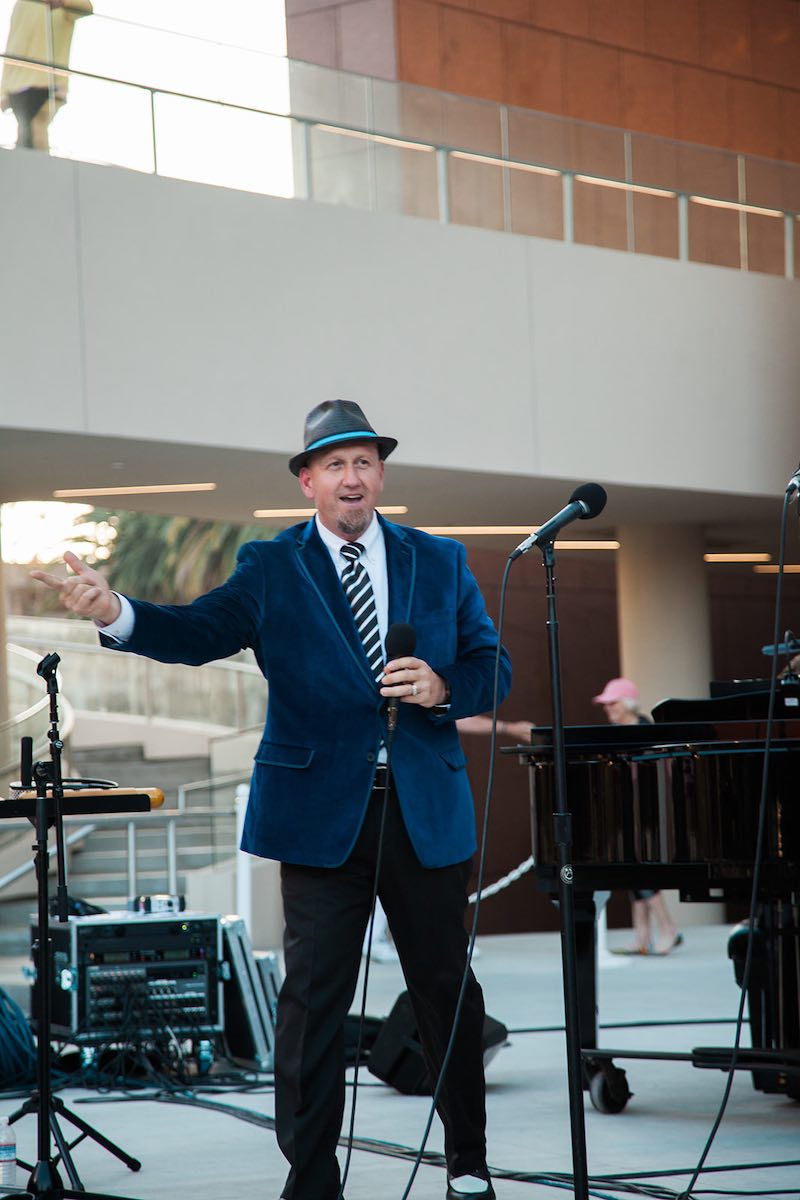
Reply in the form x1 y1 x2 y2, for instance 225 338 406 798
367 990 508 1095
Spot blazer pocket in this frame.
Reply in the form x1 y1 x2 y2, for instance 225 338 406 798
439 747 468 772
255 741 315 769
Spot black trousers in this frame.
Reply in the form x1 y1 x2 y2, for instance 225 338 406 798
9 87 49 149
275 786 488 1200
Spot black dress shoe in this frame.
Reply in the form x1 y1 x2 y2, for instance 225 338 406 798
446 1176 495 1199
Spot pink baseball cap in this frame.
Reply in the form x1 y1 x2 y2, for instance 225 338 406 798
592 677 639 705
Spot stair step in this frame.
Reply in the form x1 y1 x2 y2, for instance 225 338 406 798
64 878 187 898
68 860 229 879
68 746 215 808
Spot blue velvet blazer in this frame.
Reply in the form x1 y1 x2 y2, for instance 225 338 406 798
101 516 511 868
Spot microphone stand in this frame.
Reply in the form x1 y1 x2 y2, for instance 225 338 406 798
538 541 590 1200
8 652 143 1200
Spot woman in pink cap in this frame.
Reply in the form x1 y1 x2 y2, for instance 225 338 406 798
593 678 683 956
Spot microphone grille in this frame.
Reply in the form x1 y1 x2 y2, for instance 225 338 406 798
385 622 417 660
570 482 607 519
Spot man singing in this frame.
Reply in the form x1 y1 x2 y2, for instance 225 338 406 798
34 399 511 1200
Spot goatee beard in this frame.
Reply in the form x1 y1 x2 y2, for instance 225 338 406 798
337 510 370 539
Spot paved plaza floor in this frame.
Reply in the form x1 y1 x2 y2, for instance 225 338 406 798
0 924 797 1199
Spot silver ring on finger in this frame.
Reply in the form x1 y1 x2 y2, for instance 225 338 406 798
411 683 418 697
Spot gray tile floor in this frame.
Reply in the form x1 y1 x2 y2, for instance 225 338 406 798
0 924 798 1199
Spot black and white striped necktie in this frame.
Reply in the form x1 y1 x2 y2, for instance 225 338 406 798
340 542 383 683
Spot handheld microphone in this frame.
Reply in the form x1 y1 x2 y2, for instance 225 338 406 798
384 622 417 732
510 483 608 561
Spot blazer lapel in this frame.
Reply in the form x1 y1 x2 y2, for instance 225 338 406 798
382 517 416 629
293 520 380 694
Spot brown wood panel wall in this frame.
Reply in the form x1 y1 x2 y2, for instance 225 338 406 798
395 0 800 164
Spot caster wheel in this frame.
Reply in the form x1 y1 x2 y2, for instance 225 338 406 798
589 1065 632 1113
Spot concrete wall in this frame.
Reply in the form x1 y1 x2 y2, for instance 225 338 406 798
1 148 798 502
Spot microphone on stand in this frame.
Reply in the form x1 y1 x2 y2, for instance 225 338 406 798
510 483 608 561
384 623 417 732
787 465 800 515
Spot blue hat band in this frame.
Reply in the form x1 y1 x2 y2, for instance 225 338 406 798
305 430 380 455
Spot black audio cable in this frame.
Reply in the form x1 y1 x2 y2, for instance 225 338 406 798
676 480 798 1200
398 556 514 1200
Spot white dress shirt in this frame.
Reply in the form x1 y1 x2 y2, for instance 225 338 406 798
313 513 388 653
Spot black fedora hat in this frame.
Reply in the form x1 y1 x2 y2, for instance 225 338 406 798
289 399 398 476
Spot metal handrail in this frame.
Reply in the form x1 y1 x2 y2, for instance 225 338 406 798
3 50 796 215
176 771 252 811
0 804 239 903
1 50 797 279
0 823 96 893
8 624 261 675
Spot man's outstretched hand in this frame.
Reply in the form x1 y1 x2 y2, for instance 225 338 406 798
31 550 121 626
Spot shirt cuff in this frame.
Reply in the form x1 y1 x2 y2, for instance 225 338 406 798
431 675 451 717
95 593 135 643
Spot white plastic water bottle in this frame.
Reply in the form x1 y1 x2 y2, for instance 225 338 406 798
0 1115 16 1186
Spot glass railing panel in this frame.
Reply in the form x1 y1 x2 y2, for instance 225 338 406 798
0 700 49 783
58 646 149 715
573 179 628 251
371 74 424 144
631 192 680 260
746 211 789 276
688 201 742 270
72 14 290 114
625 131 682 193
506 106 576 174
378 83 502 159
630 134 739 201
8 619 265 731
50 73 155 173
145 659 226 726
308 123 373 209
236 675 268 732
374 140 439 220
287 57 370 130
306 121 439 221
207 779 241 866
448 155 505 232
675 143 740 202
507 166 563 240
566 120 626 181
438 91 502 159
153 93 294 197
142 660 263 729
8 615 99 644
744 157 800 214
8 677 36 712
